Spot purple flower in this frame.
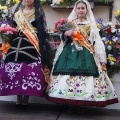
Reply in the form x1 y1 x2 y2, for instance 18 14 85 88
96 17 103 25
77 90 79 93
58 90 63 95
105 91 108 94
76 83 80 87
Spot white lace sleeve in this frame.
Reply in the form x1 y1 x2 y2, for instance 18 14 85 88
94 36 107 64
53 34 66 66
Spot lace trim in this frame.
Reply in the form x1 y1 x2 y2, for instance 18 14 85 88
52 71 99 77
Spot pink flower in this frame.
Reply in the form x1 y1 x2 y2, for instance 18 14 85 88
0 26 17 33
118 40 120 43
7 31 13 34
0 27 5 32
116 45 120 48
57 23 61 28
117 56 120 62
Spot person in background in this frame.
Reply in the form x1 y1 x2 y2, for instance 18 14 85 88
0 0 52 109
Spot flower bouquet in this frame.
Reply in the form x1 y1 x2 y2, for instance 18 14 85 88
47 33 61 62
0 23 17 41
0 0 20 22
54 18 74 33
47 18 74 62
54 18 95 54
0 23 17 54
0 0 19 56
97 17 120 75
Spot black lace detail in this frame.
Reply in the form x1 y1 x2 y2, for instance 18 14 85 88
53 72 99 77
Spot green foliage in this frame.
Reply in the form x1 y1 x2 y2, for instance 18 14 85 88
53 0 108 7
0 0 17 7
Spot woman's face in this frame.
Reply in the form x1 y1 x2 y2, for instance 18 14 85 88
75 2 87 19
24 0 35 6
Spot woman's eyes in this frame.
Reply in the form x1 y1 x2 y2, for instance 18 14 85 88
77 7 85 10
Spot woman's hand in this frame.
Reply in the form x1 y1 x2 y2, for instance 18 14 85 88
64 29 75 37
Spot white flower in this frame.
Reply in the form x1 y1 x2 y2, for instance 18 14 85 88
2 14 5 18
110 62 114 65
5 12 8 16
9 14 12 18
3 9 8 13
51 4 54 6
106 22 113 26
118 29 120 33
103 23 106 26
112 36 118 42
1 24 7 27
52 0 61 5
111 28 116 33
108 54 112 57
102 37 106 41
107 45 112 50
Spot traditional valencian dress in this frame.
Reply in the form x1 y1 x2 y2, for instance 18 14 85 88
48 20 119 107
0 8 46 96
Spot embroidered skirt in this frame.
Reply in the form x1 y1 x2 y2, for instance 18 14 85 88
48 44 118 107
0 35 46 96
0 57 45 96
48 71 118 107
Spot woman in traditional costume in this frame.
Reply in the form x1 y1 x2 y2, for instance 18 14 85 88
48 0 118 107
0 0 51 108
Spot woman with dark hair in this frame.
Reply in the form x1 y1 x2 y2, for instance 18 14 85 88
0 0 52 108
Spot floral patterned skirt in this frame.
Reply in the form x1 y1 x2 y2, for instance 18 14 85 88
48 70 119 107
0 58 45 96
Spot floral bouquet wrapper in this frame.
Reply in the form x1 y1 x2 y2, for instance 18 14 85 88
0 23 17 54
54 18 75 33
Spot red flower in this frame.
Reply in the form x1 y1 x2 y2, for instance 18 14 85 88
57 23 61 28
117 56 120 62
118 40 120 43
53 28 58 32
106 28 111 33
115 24 119 29
0 54 3 59
56 40 60 46
116 45 120 48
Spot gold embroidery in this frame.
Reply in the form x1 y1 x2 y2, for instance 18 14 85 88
23 8 35 22
14 9 40 55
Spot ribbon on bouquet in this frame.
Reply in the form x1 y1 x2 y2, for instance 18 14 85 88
0 42 10 54
72 30 95 54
